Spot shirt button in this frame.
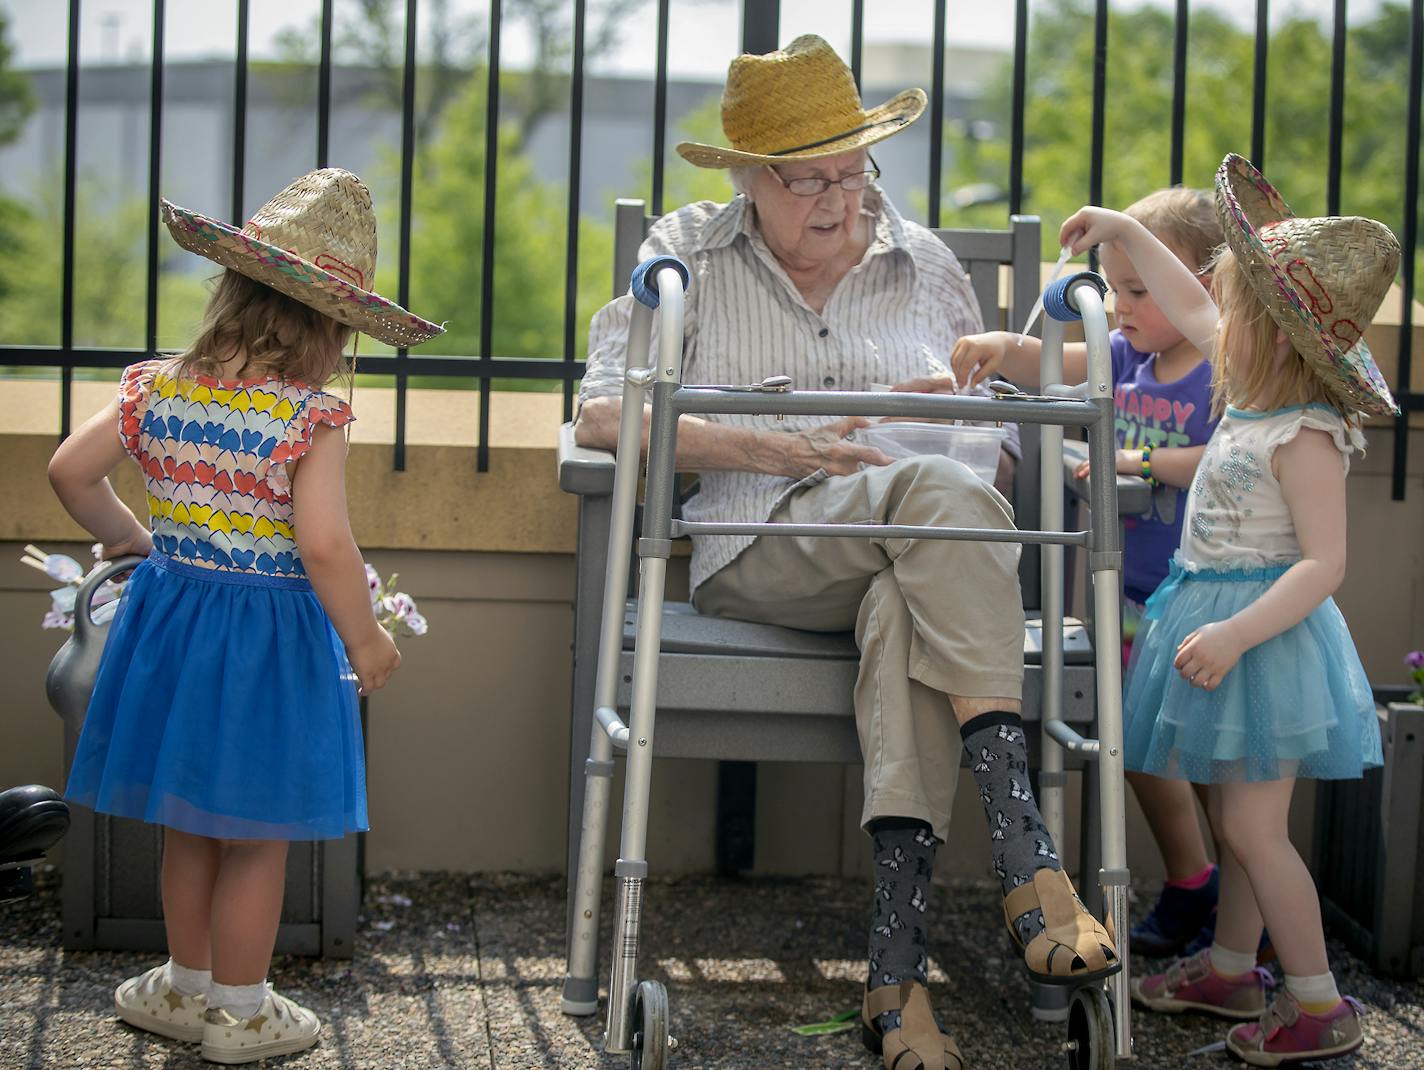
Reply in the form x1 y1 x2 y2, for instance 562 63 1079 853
818 327 829 338
822 376 836 387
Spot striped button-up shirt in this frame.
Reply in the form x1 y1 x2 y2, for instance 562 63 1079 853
579 188 1017 591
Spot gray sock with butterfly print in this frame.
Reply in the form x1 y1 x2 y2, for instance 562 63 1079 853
866 817 939 1038
962 710 1062 947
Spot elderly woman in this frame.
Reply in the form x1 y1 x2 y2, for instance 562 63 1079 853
575 35 1116 1070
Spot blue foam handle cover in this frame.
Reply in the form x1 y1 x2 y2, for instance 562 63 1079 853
630 255 691 309
1042 271 1108 323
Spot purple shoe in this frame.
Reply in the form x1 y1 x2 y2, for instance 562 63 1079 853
1130 948 1273 1020
1226 991 1365 1066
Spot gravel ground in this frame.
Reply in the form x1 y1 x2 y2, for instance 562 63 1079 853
3 869 1422 1069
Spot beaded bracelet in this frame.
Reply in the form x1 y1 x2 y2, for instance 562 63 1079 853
1140 444 1159 486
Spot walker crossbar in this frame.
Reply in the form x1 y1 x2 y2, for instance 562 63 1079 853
672 520 1091 547
675 388 1101 426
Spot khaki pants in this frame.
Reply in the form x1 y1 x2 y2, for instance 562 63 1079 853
693 456 1025 842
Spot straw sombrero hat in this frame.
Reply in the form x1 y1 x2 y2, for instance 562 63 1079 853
676 34 925 169
1215 153 1399 416
162 168 444 349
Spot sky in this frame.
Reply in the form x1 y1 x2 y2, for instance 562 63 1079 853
1 0 1391 78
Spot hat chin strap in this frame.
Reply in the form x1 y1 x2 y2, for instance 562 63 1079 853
767 116 906 157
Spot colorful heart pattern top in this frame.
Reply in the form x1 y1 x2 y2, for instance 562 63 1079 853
119 359 355 577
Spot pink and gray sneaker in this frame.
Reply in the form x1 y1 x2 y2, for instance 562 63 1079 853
1131 947 1273 1020
1226 990 1365 1066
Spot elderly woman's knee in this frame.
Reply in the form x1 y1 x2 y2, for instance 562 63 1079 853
893 454 1014 518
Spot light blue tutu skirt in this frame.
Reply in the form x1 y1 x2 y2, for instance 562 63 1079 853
1123 559 1381 783
64 552 368 840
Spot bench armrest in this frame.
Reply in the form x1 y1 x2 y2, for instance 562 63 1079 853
1062 440 1153 517
558 421 616 496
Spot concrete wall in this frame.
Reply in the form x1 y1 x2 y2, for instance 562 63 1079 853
4 335 1422 882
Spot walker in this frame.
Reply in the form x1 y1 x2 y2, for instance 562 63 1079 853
562 256 1134 1068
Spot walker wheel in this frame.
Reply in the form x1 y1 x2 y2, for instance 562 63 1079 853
1063 984 1114 1069
630 979 671 1070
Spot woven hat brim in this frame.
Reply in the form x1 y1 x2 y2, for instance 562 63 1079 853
676 88 927 169
162 201 445 350
1215 155 1398 416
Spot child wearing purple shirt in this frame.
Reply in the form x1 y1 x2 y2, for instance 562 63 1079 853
952 188 1237 963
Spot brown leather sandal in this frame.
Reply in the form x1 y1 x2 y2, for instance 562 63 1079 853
1003 868 1120 985
860 980 965 1070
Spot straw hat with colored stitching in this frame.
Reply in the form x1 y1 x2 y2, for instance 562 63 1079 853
676 34 926 169
162 168 444 349
1214 153 1400 416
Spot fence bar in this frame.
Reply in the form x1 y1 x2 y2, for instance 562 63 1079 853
145 0 165 356
1327 0 1347 215
850 0 864 89
1010 0 1027 215
651 0 669 217
477 0 503 473
0 346 587 379
232 0 249 223
1395 0 1422 500
393 0 418 472
561 0 587 422
928 0 946 228
742 0 779 53
60 0 81 439
1170 0 1187 186
1252 0 1269 169
1089 0 1107 273
317 0 333 167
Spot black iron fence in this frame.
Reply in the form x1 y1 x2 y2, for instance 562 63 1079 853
0 0 1420 493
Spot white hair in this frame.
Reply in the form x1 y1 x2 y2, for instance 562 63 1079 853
729 165 761 197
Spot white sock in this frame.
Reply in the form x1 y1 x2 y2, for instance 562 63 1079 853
1285 970 1341 1008
209 980 268 1019
165 958 211 999
1209 942 1258 977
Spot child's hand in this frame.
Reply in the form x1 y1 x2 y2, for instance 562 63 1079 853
949 331 1013 389
1173 621 1244 691
1059 206 1135 257
1072 450 1139 480
99 529 153 561
349 630 401 696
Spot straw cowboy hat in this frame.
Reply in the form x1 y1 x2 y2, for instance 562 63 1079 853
162 168 444 349
1215 153 1400 416
676 34 926 169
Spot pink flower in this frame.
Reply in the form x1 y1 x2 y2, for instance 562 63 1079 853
1407 650 1424 670
365 564 382 603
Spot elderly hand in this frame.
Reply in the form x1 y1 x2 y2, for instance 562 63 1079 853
774 416 893 479
891 374 959 395
1173 621 1244 691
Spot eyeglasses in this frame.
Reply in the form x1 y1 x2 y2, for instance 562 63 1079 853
768 155 881 197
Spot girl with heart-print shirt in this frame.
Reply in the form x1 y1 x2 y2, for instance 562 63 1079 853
50 169 442 1064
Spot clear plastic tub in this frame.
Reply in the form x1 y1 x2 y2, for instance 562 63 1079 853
854 422 1007 484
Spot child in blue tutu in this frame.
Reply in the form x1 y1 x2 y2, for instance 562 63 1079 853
1058 154 1394 1066
48 169 442 1063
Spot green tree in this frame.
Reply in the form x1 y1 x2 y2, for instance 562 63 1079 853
0 9 36 309
940 0 1421 293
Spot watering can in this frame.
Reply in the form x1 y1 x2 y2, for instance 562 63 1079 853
45 555 145 735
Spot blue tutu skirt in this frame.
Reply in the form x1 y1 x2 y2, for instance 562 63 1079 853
64 552 368 840
1123 559 1381 784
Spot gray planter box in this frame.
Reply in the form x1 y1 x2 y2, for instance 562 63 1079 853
1315 701 1424 978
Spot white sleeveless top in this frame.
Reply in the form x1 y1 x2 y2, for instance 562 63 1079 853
1180 404 1363 570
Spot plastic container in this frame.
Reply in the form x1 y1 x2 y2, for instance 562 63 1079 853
854 422 1007 484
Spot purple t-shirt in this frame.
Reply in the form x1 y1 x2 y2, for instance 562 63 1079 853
1110 329 1217 603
